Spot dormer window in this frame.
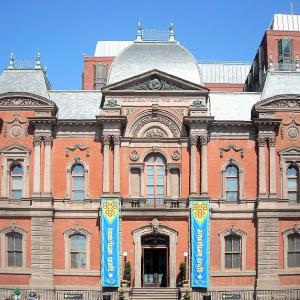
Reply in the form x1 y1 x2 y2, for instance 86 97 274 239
278 38 293 69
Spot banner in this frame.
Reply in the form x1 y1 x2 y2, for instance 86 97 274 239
101 198 120 287
191 200 210 288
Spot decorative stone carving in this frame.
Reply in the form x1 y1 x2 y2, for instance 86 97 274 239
44 136 54 146
33 136 42 146
229 225 239 234
171 150 181 161
104 99 118 107
151 218 160 234
8 221 17 233
291 224 300 234
220 144 245 158
125 107 137 115
191 99 206 108
3 113 29 138
271 99 300 109
101 135 111 145
256 137 267 147
129 150 139 161
127 77 182 91
199 135 209 146
268 137 276 147
73 224 82 234
144 128 166 138
189 135 198 146
0 97 41 106
65 143 90 157
112 135 121 145
151 146 160 152
131 115 180 138
281 116 300 141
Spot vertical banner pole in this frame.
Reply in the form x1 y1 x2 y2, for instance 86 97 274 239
191 200 210 288
101 198 120 287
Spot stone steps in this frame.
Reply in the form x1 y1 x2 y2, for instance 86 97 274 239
131 288 179 300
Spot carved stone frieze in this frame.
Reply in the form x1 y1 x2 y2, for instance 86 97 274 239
171 150 181 161
271 99 300 109
129 150 139 161
0 97 41 106
144 128 166 138
65 143 90 157
220 144 245 158
131 115 179 138
3 113 29 138
126 77 182 91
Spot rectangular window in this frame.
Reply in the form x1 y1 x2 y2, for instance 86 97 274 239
7 233 22 267
225 235 241 269
288 234 300 267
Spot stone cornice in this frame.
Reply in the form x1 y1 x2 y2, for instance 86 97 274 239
184 115 214 125
28 116 57 125
253 118 282 127
57 119 97 126
96 115 127 125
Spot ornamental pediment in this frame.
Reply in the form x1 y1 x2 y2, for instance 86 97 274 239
0 92 57 115
279 146 300 156
254 94 300 112
102 69 209 93
0 144 31 154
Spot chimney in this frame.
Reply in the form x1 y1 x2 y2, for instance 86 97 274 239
94 63 107 90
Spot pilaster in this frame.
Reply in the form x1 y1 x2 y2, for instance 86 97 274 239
113 135 121 194
257 137 268 199
189 135 198 196
268 137 277 198
102 135 111 194
200 135 208 196
43 136 53 197
32 136 42 196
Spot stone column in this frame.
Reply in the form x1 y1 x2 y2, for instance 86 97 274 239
113 135 121 194
200 135 209 196
257 137 267 198
268 137 277 198
43 136 53 196
102 135 111 194
189 136 198 195
33 136 42 195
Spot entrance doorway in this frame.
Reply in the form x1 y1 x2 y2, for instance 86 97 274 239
141 234 169 287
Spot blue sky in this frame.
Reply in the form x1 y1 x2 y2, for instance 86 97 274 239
0 0 296 89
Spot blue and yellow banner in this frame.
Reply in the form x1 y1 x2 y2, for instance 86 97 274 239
101 198 120 287
191 200 210 288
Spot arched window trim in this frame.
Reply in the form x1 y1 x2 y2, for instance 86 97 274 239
286 163 299 202
282 224 300 269
65 158 90 201
0 223 28 270
220 158 244 201
9 162 23 200
219 226 247 271
0 144 30 199
63 225 91 270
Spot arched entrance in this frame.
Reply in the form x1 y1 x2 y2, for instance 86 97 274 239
133 218 178 288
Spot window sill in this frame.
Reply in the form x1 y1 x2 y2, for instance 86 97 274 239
0 268 31 275
279 268 300 275
54 269 100 276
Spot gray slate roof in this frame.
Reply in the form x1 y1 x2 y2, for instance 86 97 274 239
0 69 50 99
261 71 300 100
49 91 102 119
107 41 203 85
210 92 261 121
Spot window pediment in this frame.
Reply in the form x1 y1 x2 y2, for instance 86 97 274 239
279 146 300 156
0 144 31 155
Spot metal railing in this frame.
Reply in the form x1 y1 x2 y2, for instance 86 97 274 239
122 197 188 208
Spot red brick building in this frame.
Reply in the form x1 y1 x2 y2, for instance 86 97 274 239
0 13 300 300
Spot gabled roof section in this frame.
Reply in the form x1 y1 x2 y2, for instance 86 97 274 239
103 69 209 93
0 92 57 116
0 69 50 99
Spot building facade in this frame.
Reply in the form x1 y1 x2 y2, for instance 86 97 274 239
0 13 300 300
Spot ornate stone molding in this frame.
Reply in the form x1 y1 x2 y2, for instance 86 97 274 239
0 97 41 106
33 136 43 146
189 135 198 146
280 116 300 141
144 127 167 138
171 150 181 161
151 218 160 234
65 143 90 157
220 144 245 158
256 137 267 147
3 114 29 138
129 150 139 161
44 136 54 146
126 77 183 91
101 135 111 145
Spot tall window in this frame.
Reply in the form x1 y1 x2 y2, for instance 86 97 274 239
70 234 86 269
10 164 23 200
7 232 22 267
288 233 300 268
287 165 299 202
145 154 165 205
225 165 239 202
225 235 241 269
278 38 292 64
72 164 85 201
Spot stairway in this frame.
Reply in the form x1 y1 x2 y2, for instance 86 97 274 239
130 288 179 300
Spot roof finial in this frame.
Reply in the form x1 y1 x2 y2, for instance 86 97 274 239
169 21 175 42
35 51 41 69
136 19 143 41
44 65 48 75
8 51 15 69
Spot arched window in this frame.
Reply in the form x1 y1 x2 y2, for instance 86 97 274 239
71 164 85 201
6 232 22 267
225 234 241 269
145 154 165 206
70 234 86 269
225 165 239 202
287 233 300 268
287 165 299 202
10 164 23 200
